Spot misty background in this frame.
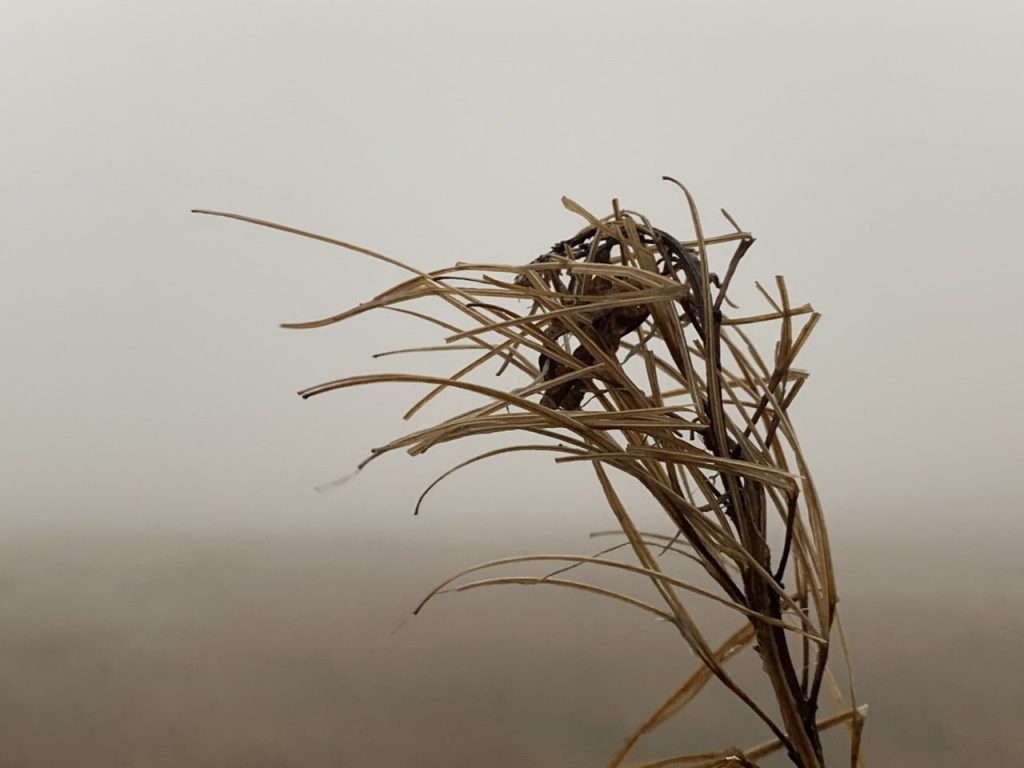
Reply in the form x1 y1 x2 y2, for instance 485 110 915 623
2 1 1022 765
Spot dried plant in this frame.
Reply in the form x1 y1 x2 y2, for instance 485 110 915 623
195 179 866 767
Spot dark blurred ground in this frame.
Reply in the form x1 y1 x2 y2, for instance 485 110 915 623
0 519 1019 767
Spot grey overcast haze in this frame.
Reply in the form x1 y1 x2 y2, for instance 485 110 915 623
1 2 1023 766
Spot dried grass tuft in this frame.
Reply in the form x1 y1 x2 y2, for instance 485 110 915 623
194 180 865 768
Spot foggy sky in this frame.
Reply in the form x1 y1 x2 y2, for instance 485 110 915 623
3 0 1023 544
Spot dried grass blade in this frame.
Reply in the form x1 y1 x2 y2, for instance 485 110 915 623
626 706 867 768
443 577 676 622
414 445 584 515
591 463 792 750
607 623 756 768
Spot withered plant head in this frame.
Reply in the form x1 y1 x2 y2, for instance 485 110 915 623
195 179 865 768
